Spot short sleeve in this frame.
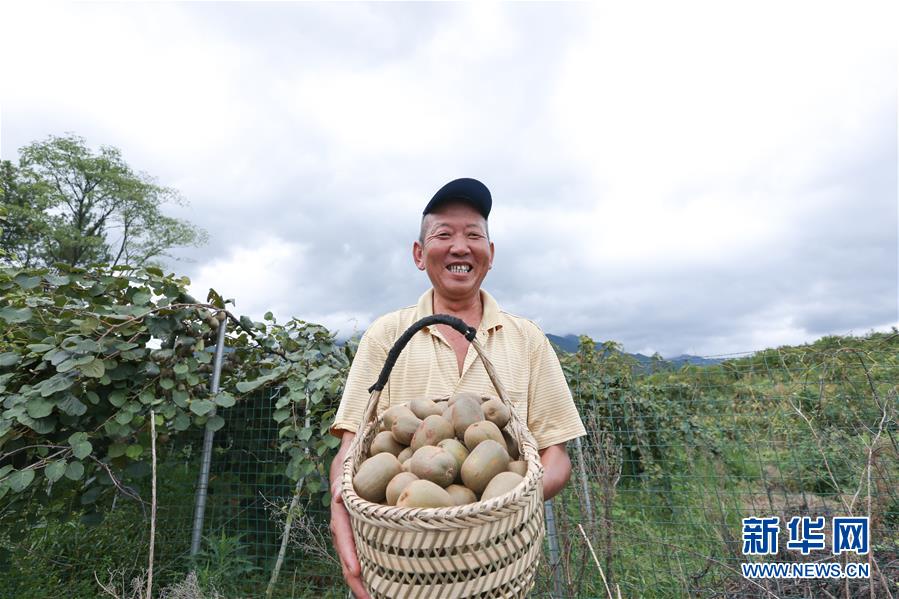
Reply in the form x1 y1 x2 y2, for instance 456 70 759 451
526 333 586 450
330 330 389 438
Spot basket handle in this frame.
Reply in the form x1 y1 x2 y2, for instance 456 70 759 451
367 314 476 394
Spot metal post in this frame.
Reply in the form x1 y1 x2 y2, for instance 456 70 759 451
574 436 595 532
544 499 565 599
190 313 227 556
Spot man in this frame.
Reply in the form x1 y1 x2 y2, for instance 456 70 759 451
328 178 586 599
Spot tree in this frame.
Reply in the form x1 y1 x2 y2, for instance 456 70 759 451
1 133 207 269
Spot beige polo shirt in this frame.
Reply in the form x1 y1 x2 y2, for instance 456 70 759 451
331 289 586 450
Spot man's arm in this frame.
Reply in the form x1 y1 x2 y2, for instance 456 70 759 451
539 442 572 500
329 431 371 599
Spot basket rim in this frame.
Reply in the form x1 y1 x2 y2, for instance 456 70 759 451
342 415 543 528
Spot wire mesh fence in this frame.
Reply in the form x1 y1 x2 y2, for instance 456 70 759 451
2 335 896 598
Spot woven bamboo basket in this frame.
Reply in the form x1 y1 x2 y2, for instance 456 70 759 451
341 314 545 599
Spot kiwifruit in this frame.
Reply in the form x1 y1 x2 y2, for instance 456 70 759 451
391 413 422 445
451 396 484 438
461 439 510 495
462 420 505 451
370 431 405 456
409 398 443 419
408 445 457 487
448 391 482 406
385 472 419 506
397 446 414 464
353 453 403 503
410 415 454 451
481 398 511 428
445 484 477 506
396 479 454 508
437 438 469 473
481 471 524 500
502 429 520 460
508 460 528 476
382 404 416 430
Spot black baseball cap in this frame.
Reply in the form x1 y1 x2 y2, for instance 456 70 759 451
423 178 491 219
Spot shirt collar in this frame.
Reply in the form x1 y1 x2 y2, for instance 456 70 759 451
414 288 503 334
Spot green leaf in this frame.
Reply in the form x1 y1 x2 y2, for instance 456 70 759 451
159 378 174 390
308 365 335 380
172 389 189 408
8 469 35 492
108 390 127 407
39 374 73 396
0 352 21 367
59 395 87 416
65 461 85 481
189 400 214 416
125 445 143 459
173 363 189 375
107 443 127 458
0 307 32 323
45 460 67 483
73 441 92 460
173 413 191 431
273 408 290 423
79 317 100 334
206 415 225 432
214 392 235 408
79 358 105 378
133 290 151 305
298 427 313 442
68 432 88 446
26 397 54 418
115 410 134 425
14 274 41 289
27 343 56 353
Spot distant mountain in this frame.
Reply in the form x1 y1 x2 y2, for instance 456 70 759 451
545 334 722 370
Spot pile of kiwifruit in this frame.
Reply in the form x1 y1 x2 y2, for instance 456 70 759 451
353 392 527 508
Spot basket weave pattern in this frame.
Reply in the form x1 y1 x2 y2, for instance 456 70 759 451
342 335 546 599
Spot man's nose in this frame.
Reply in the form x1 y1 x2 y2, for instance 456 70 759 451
449 236 470 254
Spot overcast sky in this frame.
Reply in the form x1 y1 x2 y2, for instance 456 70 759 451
1 1 896 357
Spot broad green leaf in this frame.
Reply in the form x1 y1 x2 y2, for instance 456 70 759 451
0 465 13 478
107 443 127 458
273 408 290 423
298 427 313 442
172 413 191 431
308 365 334 380
0 352 21 367
115 410 134 425
189 400 214 416
172 389 189 408
206 415 225 432
159 378 174 390
73 441 92 460
108 390 127 407
79 317 100 334
45 460 66 483
14 275 41 289
68 432 88 446
26 397 54 418
79 358 105 378
133 290 151 305
214 392 235 408
65 461 85 481
173 363 189 375
27 343 56 353
0 307 32 323
125 445 143 459
59 395 87 416
39 374 73 396
9 469 35 492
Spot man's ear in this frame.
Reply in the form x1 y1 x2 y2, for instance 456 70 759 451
412 241 426 270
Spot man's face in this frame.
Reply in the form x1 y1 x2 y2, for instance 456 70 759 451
413 202 494 303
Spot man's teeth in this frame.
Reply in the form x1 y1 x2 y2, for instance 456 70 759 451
448 265 471 273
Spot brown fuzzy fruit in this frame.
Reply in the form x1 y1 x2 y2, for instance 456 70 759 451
508 460 528 477
448 391 482 406
461 440 510 495
481 398 511 429
408 445 457 488
370 431 405 456
451 396 484 438
437 438 469 474
353 453 403 503
391 413 422 445
409 398 443 419
481 471 524 500
445 484 477 506
463 420 505 451
410 415 454 451
396 479 454 508
381 404 416 430
502 429 520 460
385 472 419 506
397 446 414 464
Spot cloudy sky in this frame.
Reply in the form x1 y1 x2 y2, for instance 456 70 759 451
1 1 895 357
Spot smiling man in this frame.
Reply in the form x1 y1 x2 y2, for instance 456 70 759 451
328 178 586 599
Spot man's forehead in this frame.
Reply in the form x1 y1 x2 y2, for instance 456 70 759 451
425 215 488 232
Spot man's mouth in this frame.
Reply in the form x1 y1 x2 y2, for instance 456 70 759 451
447 264 472 273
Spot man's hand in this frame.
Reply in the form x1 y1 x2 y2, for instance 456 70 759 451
329 431 371 599
539 442 572 500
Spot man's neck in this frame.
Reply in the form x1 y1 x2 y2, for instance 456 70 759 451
433 291 483 328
